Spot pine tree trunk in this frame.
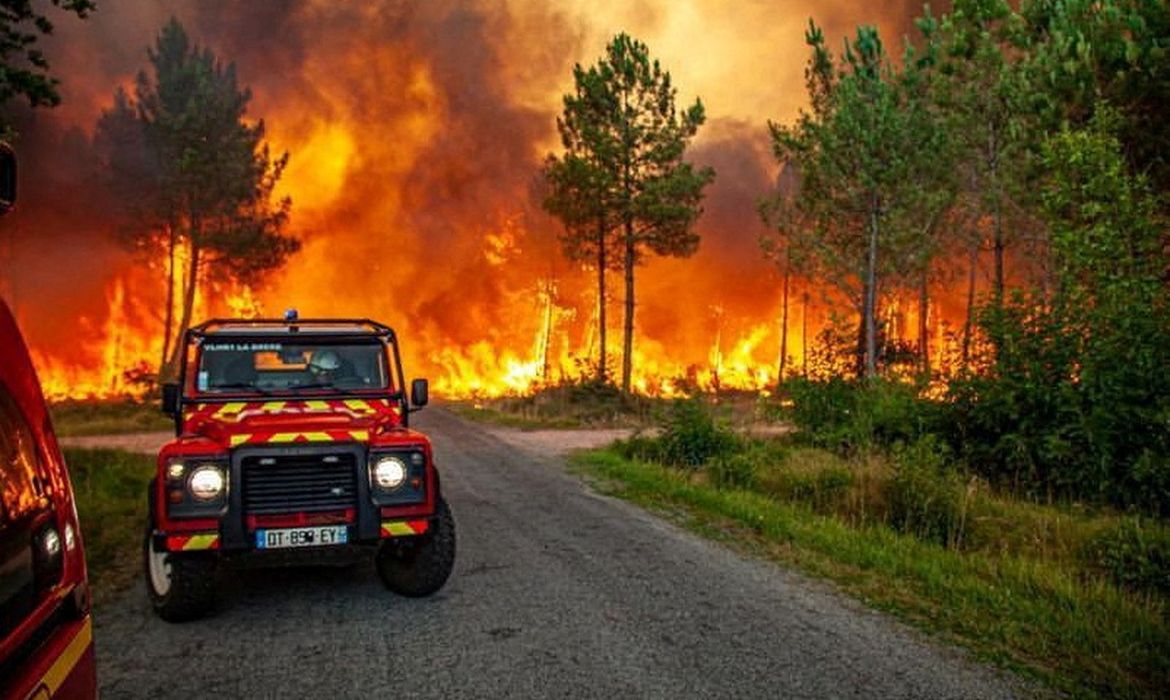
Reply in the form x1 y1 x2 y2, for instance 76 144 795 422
596 217 607 384
801 292 808 377
864 199 880 379
962 240 978 369
621 220 635 394
777 255 790 389
989 122 1005 308
918 270 930 379
160 222 177 377
166 237 201 376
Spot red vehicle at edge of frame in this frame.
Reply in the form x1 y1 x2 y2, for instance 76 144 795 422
0 144 97 700
0 299 97 700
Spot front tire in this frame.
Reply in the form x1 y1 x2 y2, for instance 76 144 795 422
144 528 219 622
376 498 456 597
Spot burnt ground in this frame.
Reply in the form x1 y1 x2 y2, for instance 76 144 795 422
88 409 1030 699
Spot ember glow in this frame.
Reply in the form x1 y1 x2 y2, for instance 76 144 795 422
0 0 960 400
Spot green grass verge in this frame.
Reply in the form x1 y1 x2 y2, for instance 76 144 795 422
64 448 153 602
573 447 1169 699
51 400 173 437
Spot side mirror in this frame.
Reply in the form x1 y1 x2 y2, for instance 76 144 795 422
410 378 429 409
161 382 179 417
0 143 16 214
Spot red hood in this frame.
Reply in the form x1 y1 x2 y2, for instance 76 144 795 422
182 398 404 449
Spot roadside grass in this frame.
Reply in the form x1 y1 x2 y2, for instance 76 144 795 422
64 448 152 602
573 446 1170 699
50 399 172 437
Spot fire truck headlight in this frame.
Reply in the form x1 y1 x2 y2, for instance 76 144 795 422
189 465 226 501
372 456 407 491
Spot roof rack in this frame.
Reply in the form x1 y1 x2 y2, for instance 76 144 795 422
189 318 395 338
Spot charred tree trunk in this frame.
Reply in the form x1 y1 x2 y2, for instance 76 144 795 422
777 253 790 388
540 279 554 383
596 217 607 384
621 219 635 394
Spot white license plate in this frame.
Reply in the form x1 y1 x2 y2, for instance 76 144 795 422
255 526 348 549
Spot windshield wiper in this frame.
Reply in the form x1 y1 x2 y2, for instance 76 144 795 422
292 382 345 392
208 383 273 395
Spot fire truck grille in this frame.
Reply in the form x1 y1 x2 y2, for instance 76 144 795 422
241 454 358 515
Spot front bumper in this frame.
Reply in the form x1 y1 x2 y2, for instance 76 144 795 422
159 443 431 553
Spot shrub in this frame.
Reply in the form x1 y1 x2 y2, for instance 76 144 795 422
708 452 760 490
1085 517 1170 597
783 377 936 453
658 399 739 467
885 436 971 548
613 433 665 463
757 447 855 514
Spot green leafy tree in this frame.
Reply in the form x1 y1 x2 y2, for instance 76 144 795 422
0 0 94 129
1022 0 1170 200
94 19 298 375
771 24 942 378
548 34 714 393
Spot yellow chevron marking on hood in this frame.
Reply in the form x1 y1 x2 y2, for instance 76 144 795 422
216 402 247 417
344 399 374 414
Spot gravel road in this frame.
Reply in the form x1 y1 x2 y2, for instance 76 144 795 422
92 409 1028 699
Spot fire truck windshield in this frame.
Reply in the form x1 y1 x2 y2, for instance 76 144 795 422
196 340 391 393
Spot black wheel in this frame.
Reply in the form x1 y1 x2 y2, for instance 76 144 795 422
143 528 219 622
376 498 456 597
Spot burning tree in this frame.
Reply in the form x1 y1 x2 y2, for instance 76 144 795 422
94 18 298 377
544 33 714 393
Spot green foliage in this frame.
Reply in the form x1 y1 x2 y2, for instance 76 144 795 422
885 436 971 548
1085 517 1170 597
0 0 94 127
658 399 739 468
1022 0 1170 198
544 33 714 392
